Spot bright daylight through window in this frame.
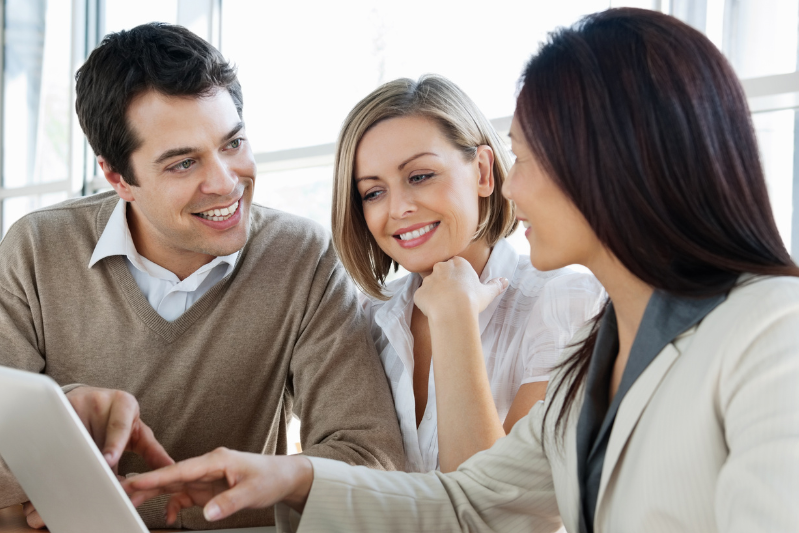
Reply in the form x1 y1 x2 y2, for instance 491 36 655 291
4 0 797 260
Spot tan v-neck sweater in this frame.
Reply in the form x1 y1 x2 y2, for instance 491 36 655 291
0 191 404 529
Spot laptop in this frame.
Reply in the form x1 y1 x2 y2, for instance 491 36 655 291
0 366 274 532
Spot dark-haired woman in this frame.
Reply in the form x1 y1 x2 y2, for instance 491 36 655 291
124 8 799 532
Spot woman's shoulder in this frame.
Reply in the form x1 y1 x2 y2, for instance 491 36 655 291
717 274 799 319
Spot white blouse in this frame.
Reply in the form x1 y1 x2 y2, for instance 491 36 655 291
361 239 605 472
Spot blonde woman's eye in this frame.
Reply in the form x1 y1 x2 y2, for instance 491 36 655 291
363 190 384 202
409 173 433 183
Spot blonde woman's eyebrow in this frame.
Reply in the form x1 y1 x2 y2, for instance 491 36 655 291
355 152 440 182
398 152 438 170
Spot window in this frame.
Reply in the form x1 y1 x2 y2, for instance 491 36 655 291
1 0 73 233
2 0 799 260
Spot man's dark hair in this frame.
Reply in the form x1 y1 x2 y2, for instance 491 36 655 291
75 23 243 186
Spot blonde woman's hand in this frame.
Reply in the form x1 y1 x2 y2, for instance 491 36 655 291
414 257 508 321
122 448 313 524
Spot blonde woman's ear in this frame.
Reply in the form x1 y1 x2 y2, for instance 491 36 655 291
475 145 495 198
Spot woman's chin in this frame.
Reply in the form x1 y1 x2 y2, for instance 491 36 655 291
528 253 562 272
394 259 436 277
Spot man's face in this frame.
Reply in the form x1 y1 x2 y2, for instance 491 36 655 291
118 89 256 274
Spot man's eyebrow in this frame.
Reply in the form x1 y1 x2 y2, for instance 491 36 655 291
152 122 246 166
154 146 197 166
221 122 245 143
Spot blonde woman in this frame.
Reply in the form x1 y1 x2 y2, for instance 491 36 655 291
331 75 603 472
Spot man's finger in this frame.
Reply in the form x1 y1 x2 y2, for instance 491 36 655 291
25 509 46 529
129 420 175 470
101 392 139 467
128 487 168 508
165 492 195 525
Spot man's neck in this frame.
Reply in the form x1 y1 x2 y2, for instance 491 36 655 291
126 204 216 281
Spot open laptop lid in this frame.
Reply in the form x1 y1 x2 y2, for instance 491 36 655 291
0 366 148 533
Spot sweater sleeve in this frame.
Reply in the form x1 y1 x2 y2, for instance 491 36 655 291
0 220 94 510
275 400 561 532
289 244 405 471
0 253 46 508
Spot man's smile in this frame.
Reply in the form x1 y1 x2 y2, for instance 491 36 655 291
194 199 240 222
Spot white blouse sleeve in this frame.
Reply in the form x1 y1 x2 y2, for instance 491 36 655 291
520 270 605 385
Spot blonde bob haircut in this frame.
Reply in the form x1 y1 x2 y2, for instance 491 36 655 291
332 74 518 300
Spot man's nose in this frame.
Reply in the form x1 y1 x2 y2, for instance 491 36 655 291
201 156 238 197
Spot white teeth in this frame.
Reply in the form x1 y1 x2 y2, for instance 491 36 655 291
197 200 239 221
398 223 438 241
523 221 531 229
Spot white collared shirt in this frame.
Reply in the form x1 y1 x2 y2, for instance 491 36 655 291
361 239 605 472
88 199 238 322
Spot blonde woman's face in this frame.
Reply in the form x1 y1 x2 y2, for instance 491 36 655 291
354 115 494 275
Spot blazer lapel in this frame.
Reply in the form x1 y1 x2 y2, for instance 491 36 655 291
593 342 682 525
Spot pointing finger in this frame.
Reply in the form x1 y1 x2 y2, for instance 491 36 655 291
102 391 139 467
203 481 261 522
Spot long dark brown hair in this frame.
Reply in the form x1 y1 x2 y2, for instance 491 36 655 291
516 8 799 438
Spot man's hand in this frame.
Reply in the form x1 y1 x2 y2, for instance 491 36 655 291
66 386 174 471
22 388 174 529
22 501 44 529
123 448 314 525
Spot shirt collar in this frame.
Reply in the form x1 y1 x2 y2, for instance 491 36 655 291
88 198 239 279
476 239 518 335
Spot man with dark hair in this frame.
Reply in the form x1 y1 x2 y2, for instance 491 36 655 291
0 23 404 529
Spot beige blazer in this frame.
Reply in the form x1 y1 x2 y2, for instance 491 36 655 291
278 276 799 532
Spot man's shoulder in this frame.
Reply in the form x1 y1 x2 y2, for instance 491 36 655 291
247 203 332 251
1 192 116 250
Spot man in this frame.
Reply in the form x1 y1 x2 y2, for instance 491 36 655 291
0 23 403 529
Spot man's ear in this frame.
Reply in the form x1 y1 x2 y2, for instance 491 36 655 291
97 157 134 202
475 145 495 198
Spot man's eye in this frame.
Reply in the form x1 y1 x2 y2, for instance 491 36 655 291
172 159 194 171
228 138 242 149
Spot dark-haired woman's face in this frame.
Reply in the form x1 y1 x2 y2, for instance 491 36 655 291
504 115 600 271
